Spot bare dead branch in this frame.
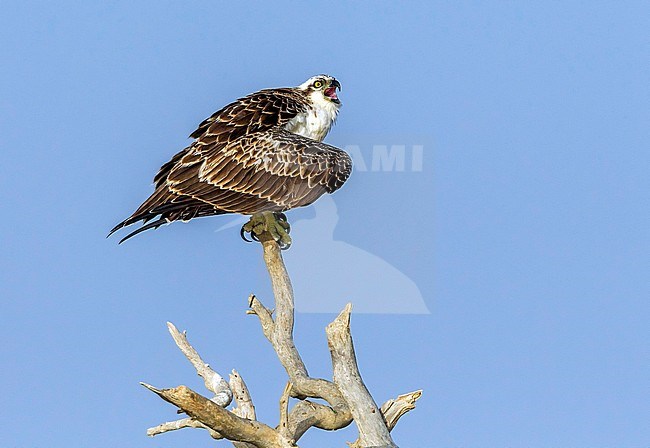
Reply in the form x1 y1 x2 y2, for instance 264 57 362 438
246 239 352 441
230 369 256 420
146 417 222 439
141 235 421 447
326 304 397 448
278 382 293 440
228 372 258 448
167 321 232 407
349 390 423 448
285 399 347 441
141 383 294 448
144 323 234 438
381 390 423 431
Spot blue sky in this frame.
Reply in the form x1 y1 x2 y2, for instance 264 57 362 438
1 1 648 446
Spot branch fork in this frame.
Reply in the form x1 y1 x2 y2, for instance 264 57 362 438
142 235 421 447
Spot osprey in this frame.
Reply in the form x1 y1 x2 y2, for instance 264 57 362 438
109 75 351 247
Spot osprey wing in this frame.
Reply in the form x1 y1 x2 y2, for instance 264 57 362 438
151 88 308 190
190 88 309 140
109 86 350 243
166 128 352 214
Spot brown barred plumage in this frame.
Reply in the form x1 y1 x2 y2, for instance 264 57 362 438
109 75 351 243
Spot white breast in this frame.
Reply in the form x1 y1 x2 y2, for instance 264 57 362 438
284 93 339 142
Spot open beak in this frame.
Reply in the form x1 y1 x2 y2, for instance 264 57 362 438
324 79 341 103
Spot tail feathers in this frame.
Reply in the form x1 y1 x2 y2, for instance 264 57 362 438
107 213 156 239
107 186 181 241
108 187 229 243
117 217 170 244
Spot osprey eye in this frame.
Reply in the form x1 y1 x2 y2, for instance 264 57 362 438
313 80 323 88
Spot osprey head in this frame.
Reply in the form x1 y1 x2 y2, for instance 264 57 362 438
298 75 341 105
